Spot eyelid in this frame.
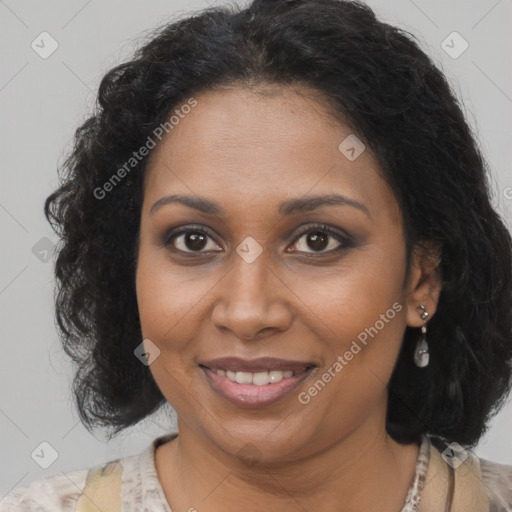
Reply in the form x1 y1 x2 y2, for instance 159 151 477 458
292 223 351 242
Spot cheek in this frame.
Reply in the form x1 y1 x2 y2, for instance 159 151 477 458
291 258 407 434
135 244 218 354
135 248 204 408
289 245 408 398
293 250 405 338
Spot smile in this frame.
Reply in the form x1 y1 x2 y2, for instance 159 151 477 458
199 360 315 408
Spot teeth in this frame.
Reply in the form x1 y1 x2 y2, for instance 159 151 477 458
235 372 253 384
214 369 294 385
253 371 270 385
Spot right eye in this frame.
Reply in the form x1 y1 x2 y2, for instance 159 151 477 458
163 226 222 254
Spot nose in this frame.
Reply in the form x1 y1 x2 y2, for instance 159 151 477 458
210 249 293 341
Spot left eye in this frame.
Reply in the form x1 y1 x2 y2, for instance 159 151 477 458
290 225 349 254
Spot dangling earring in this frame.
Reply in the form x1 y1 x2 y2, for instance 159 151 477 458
414 305 430 367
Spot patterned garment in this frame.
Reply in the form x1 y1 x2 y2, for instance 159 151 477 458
401 435 430 512
1 433 510 511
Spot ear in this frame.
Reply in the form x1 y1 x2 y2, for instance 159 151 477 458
405 240 443 328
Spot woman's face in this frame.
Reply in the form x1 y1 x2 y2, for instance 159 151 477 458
136 85 437 462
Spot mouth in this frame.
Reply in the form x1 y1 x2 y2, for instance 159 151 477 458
199 357 317 408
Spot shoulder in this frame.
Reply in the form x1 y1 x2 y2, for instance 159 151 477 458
423 437 512 511
0 434 176 512
477 457 512 511
0 467 89 512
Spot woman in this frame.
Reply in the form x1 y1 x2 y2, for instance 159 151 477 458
2 0 511 510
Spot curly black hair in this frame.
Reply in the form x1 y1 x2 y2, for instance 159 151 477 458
44 0 512 448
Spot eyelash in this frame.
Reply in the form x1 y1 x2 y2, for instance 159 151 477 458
162 223 353 256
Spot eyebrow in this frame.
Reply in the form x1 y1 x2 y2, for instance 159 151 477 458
149 193 371 218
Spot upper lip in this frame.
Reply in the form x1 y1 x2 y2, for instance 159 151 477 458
199 357 316 373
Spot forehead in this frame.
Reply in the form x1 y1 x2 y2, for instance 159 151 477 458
142 85 400 224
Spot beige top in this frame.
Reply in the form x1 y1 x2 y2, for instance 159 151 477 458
1 433 511 511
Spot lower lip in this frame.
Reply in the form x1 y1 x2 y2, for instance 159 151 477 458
201 366 314 408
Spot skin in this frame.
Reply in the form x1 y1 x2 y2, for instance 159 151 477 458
135 84 442 512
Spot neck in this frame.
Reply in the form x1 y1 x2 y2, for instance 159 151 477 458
155 416 420 512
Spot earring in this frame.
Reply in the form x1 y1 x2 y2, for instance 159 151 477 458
414 305 430 367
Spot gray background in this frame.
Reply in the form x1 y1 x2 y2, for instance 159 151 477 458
1 0 511 497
